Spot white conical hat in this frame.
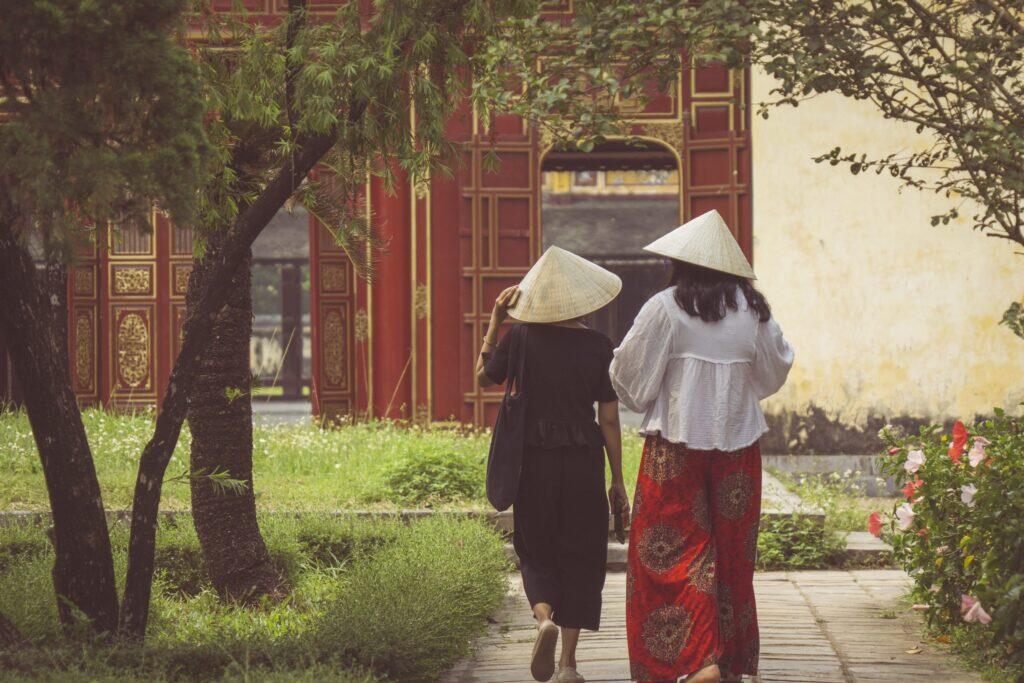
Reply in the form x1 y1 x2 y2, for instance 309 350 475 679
643 209 755 279
509 246 622 323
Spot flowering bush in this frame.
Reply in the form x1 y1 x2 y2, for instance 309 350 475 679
874 409 1024 668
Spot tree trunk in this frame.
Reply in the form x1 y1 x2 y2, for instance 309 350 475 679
187 246 280 600
119 128 338 639
0 229 119 636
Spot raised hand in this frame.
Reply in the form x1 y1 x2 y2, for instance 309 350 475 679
491 286 521 325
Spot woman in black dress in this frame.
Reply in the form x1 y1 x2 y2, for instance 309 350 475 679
476 246 630 683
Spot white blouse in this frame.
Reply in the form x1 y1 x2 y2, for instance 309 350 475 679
609 287 794 452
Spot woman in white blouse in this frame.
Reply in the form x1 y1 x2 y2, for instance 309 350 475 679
610 210 793 683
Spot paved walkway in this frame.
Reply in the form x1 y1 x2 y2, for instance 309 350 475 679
443 571 980 683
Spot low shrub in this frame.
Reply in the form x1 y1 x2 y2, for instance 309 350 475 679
876 411 1024 677
289 515 403 567
150 519 208 597
777 469 894 534
0 515 509 681
756 515 844 570
315 515 510 682
0 552 64 642
0 523 48 573
380 449 484 506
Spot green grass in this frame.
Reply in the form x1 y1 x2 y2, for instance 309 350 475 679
772 469 899 534
0 409 646 511
935 622 1024 683
0 515 509 682
756 515 845 570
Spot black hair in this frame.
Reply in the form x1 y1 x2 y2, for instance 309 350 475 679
669 259 771 323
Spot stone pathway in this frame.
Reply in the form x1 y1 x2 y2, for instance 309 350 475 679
443 571 980 683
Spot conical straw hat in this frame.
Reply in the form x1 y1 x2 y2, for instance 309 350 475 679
509 246 622 323
643 209 756 279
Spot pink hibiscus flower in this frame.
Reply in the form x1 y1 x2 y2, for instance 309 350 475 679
968 437 990 468
961 595 992 625
895 503 915 531
904 449 926 474
961 483 978 508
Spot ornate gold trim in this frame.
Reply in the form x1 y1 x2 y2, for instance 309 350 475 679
170 262 192 298
111 264 154 297
116 312 150 389
322 308 346 389
74 310 95 393
72 266 96 298
364 177 374 416
640 123 686 155
320 262 348 293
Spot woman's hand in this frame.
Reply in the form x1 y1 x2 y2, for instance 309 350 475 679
490 286 520 325
609 480 630 524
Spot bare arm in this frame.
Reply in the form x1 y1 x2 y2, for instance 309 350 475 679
475 286 520 388
599 400 629 523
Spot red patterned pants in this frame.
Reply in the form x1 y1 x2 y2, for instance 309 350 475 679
626 435 761 682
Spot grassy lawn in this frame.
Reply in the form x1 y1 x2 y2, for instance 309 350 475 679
0 514 509 681
0 409 645 511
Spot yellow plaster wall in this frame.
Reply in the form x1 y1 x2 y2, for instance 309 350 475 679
749 68 1024 424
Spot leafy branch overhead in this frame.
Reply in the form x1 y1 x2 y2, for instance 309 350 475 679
190 0 758 275
165 466 250 495
752 0 1024 248
0 0 210 257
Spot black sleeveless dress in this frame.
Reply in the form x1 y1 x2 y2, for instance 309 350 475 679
485 323 618 630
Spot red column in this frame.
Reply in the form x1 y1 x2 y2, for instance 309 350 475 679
370 168 412 418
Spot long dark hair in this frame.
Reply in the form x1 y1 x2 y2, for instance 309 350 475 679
669 259 771 323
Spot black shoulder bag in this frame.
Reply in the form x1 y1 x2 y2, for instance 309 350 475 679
485 326 528 511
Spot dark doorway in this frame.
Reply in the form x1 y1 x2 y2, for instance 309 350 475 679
251 207 312 401
541 141 679 344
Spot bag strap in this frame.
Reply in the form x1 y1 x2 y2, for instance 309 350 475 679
506 325 528 397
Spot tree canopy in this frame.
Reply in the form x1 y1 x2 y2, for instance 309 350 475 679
0 0 209 251
191 0 757 267
753 0 1024 247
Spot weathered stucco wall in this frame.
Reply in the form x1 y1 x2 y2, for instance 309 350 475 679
749 68 1024 452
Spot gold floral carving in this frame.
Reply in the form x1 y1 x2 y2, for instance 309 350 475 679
72 268 94 297
116 313 150 388
173 264 192 296
537 126 556 151
354 309 369 342
413 283 429 320
615 92 645 115
323 310 345 387
321 263 347 292
641 122 685 154
74 313 93 392
113 266 152 295
413 173 430 199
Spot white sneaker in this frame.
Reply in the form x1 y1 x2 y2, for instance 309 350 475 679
556 666 585 682
530 619 559 681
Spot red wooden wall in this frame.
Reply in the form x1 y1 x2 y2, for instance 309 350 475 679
53 2 752 426
309 191 362 422
426 61 752 424
63 217 185 411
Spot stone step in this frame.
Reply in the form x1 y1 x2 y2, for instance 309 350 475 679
841 530 893 566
